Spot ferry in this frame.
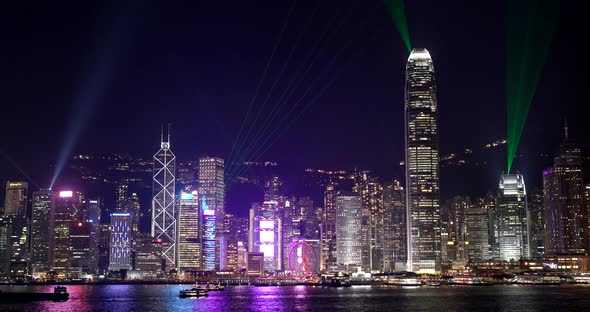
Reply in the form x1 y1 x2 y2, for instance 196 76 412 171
514 275 561 285
451 275 493 286
194 283 225 291
0 286 69 302
179 287 208 298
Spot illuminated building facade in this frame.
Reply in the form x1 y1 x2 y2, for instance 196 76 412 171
30 190 55 276
218 234 238 271
3 181 28 216
68 221 92 278
465 206 491 261
109 213 132 271
134 234 163 278
246 252 264 276
335 193 363 268
497 173 530 261
81 197 101 275
543 133 586 255
353 172 383 271
248 201 282 271
177 191 201 273
152 127 177 269
50 191 82 277
383 180 406 271
129 193 141 233
202 196 216 270
198 156 225 235
404 48 441 273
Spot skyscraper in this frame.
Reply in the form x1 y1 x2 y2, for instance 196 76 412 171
465 205 491 261
202 195 216 270
68 221 92 279
404 48 441 273
497 173 530 261
50 190 82 277
109 213 132 271
543 130 585 255
248 201 282 272
152 126 177 269
177 190 201 274
335 192 363 268
30 190 55 276
383 180 406 271
128 193 141 233
3 182 28 216
198 156 225 269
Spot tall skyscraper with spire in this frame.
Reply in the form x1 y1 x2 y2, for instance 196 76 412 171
151 125 177 269
404 48 441 273
543 122 586 255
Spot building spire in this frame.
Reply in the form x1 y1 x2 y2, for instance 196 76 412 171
167 123 171 144
160 124 164 143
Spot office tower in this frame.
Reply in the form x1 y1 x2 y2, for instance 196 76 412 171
335 192 363 268
128 193 141 233
320 185 337 271
527 190 545 258
1 181 29 278
227 215 249 249
442 196 470 267
116 180 129 212
383 180 406 271
237 241 247 270
30 190 55 276
68 221 92 279
0 216 28 278
50 191 82 277
543 130 585 255
353 171 384 271
264 175 281 202
82 197 102 275
477 193 499 259
4 181 28 216
497 173 530 261
404 48 441 273
152 127 177 269
202 195 216 270
109 213 132 271
465 205 491 261
246 252 264 276
98 224 110 274
177 191 201 274
218 234 238 271
134 233 163 279
199 156 225 269
324 184 336 222
248 202 282 271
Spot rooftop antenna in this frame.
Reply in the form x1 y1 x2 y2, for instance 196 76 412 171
564 118 569 140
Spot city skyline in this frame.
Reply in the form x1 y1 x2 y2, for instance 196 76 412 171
0 0 588 291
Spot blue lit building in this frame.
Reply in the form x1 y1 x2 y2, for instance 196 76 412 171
109 213 132 271
202 196 216 270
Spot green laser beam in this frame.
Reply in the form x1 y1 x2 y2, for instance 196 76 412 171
506 0 559 174
383 0 411 53
227 1 320 178
226 3 360 180
226 0 297 172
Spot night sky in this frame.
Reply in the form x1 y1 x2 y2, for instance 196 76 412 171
0 0 586 192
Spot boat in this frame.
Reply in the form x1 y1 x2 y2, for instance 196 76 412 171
0 286 69 302
451 275 493 286
179 288 208 298
194 283 224 291
424 280 442 287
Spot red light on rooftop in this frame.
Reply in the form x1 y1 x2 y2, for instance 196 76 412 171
156 238 162 243
78 222 83 227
